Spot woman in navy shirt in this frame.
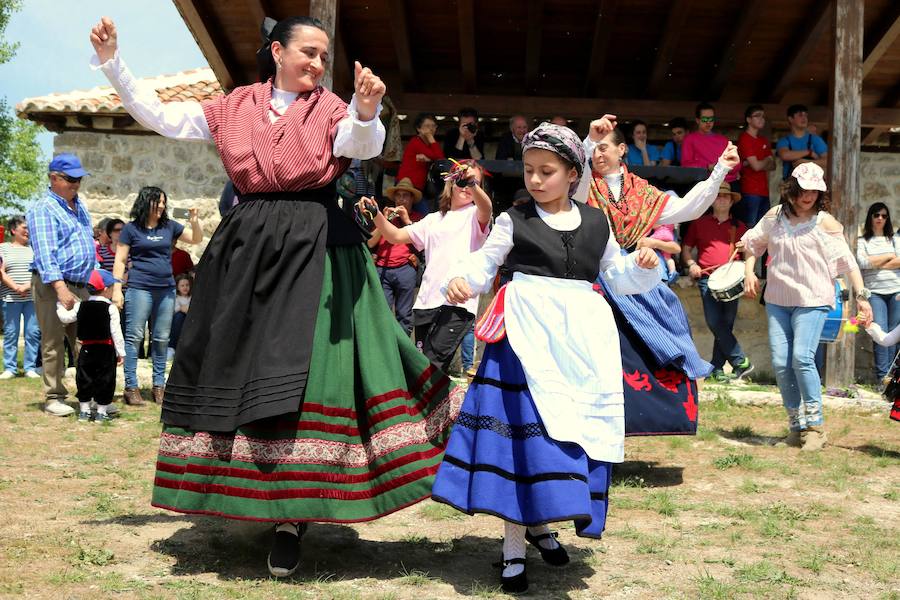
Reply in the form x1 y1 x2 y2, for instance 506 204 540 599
113 187 202 405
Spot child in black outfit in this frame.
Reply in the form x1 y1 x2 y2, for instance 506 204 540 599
76 270 125 422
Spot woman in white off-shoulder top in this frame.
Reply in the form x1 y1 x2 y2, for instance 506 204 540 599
740 163 871 451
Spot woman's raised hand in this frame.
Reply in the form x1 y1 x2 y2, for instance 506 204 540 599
718 142 740 171
588 114 617 142
90 17 118 63
354 61 386 122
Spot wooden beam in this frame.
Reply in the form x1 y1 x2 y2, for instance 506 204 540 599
171 0 237 89
387 0 415 90
457 0 477 93
646 0 693 96
333 18 353 96
762 2 832 103
825 0 862 389
706 1 763 101
310 0 338 91
392 93 900 128
244 0 268 27
859 78 900 145
583 0 617 96
525 0 544 92
863 2 900 79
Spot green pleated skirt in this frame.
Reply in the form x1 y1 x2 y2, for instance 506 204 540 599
151 244 462 522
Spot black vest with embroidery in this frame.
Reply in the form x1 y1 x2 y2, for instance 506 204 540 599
77 300 113 342
503 200 609 282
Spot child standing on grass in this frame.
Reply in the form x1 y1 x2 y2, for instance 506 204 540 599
75 270 125 422
431 123 659 594
167 273 192 360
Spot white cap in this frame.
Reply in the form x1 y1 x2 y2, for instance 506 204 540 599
791 162 827 192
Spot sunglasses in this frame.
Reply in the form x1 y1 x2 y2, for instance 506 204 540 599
699 116 716 123
874 213 888 219
455 179 478 188
57 173 82 183
112 227 124 232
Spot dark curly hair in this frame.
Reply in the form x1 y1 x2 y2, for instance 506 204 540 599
130 187 169 229
780 178 830 217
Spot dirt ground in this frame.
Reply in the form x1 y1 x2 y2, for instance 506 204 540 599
0 377 897 600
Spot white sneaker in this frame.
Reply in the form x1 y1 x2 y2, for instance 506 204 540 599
44 400 75 417
24 370 41 379
0 371 16 380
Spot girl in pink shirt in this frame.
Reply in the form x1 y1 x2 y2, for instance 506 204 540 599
366 159 492 370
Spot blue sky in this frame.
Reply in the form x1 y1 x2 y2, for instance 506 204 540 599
0 1 208 157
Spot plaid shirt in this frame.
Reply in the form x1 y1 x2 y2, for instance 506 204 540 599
26 188 96 284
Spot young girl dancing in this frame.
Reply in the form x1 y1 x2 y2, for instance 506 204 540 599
431 123 660 594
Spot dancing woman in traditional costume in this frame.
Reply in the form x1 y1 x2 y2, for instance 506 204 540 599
90 16 461 576
430 123 660 594
573 119 741 435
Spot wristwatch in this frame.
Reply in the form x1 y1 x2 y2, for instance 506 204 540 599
856 287 872 300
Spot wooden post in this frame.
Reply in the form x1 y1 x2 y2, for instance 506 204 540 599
310 0 338 91
825 0 863 389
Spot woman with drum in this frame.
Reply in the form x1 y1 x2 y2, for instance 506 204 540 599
856 202 900 384
741 163 872 451
682 183 753 383
574 117 741 435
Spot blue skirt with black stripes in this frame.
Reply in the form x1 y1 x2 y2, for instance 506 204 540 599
431 337 612 538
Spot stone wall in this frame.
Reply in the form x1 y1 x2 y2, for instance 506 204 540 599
52 131 227 260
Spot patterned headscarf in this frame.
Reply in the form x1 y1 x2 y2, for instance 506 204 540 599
521 122 586 195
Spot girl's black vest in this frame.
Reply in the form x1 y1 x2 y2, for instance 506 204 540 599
503 200 610 282
77 300 113 341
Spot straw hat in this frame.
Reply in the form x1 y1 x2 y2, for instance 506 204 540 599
385 177 423 201
716 182 741 202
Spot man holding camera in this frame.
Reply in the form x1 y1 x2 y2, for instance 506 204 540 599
443 107 485 160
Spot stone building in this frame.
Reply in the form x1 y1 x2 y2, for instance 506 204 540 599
16 68 227 261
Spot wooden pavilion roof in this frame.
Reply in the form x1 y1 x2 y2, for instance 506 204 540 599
173 1 900 143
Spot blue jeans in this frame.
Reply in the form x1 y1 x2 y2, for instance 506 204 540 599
869 291 900 379
3 300 40 373
124 287 175 388
697 277 745 370
738 194 770 228
460 324 475 371
376 264 417 335
766 303 829 431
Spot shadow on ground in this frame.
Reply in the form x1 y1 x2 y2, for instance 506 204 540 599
613 460 684 487
85 513 597 597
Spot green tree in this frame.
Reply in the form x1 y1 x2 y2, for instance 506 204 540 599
0 0 45 210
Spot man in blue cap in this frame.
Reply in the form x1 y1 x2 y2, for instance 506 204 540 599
26 154 97 416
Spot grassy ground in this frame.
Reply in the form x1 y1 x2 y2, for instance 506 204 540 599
0 377 897 599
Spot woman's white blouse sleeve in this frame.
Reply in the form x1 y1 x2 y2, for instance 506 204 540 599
441 212 514 296
866 322 900 347
598 224 659 295
90 52 212 141
333 96 387 159
657 163 729 225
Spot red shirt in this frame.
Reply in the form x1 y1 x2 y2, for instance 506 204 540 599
396 136 444 191
737 131 772 197
683 214 748 270
374 212 423 267
171 248 194 276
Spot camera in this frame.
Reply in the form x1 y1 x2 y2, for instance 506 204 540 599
463 122 478 134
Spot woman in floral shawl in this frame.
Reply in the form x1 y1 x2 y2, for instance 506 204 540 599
573 117 740 435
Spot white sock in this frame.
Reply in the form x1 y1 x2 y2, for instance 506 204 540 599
502 522 526 577
527 524 560 550
96 404 108 416
79 402 91 414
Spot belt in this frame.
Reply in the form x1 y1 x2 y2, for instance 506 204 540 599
81 339 113 346
31 271 87 289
